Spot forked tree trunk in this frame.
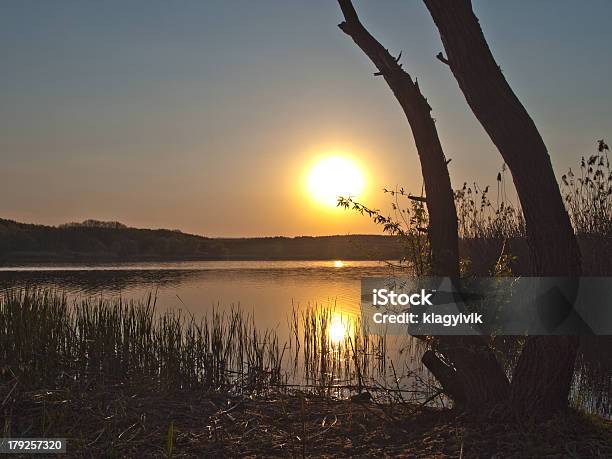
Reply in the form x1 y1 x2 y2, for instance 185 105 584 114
423 0 582 414
337 0 509 409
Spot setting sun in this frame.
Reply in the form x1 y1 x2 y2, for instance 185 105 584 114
306 156 365 207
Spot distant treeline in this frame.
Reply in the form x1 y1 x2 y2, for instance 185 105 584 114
0 219 404 263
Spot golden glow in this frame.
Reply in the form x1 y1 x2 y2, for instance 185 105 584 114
333 260 345 268
306 156 365 207
328 314 348 345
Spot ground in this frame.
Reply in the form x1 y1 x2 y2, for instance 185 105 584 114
4 384 611 457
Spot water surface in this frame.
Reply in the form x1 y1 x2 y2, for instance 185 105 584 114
0 260 397 331
2 260 608 416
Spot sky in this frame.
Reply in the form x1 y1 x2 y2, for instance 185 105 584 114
1 0 611 237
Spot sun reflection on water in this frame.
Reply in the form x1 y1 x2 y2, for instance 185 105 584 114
328 314 348 344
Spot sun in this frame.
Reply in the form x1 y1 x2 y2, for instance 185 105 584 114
306 156 365 207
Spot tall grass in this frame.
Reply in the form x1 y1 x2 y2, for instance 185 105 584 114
294 306 382 394
562 139 612 236
454 164 525 240
0 289 433 402
0 289 284 393
0 289 608 417
456 140 610 240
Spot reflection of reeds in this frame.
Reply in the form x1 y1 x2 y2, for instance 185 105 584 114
298 306 376 395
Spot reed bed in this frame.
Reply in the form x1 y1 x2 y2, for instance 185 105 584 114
0 289 436 403
1 289 608 412
286 305 435 404
1 289 610 456
0 289 286 394
455 142 611 240
562 140 612 236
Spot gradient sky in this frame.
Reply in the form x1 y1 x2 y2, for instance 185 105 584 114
1 1 611 237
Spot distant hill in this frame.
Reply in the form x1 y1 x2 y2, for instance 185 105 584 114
59 219 128 229
0 219 403 263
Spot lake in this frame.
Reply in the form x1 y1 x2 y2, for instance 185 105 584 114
1 260 608 415
0 259 392 313
0 260 403 344
0 259 426 393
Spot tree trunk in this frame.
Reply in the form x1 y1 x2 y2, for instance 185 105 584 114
337 0 509 409
423 0 582 414
436 336 510 410
510 336 579 414
338 0 458 278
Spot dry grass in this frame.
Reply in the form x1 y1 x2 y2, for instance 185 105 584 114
562 140 612 236
456 141 611 240
3 383 610 457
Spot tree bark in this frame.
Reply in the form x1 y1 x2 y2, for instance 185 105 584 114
423 0 582 414
337 0 509 409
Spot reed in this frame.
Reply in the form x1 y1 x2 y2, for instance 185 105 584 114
0 289 429 400
0 289 284 393
562 140 612 236
0 289 608 418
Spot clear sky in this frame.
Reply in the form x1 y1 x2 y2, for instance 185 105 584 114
1 1 611 237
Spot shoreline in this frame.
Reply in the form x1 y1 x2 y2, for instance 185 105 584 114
0 256 392 266
5 382 610 457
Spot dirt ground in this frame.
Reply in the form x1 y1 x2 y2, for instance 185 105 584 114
4 385 611 458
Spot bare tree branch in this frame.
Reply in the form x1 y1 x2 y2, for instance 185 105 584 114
337 0 457 277
436 51 450 66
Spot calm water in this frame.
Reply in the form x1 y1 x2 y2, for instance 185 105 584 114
2 260 608 415
0 260 420 385
0 260 396 333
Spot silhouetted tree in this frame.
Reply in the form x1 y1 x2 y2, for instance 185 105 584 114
337 0 510 409
338 0 458 277
423 0 582 415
